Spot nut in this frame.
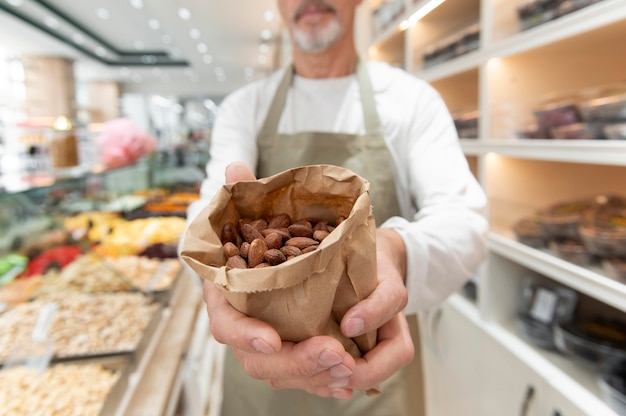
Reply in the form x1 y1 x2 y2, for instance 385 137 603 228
280 245 301 257
313 230 329 242
267 213 292 229
285 237 319 250
265 232 283 250
248 238 268 268
221 222 238 245
242 223 264 243
223 241 239 258
226 255 247 269
264 248 287 266
288 223 313 238
240 241 250 259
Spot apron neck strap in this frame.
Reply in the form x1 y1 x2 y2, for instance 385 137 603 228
258 58 382 140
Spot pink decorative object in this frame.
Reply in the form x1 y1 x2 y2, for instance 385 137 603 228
96 118 157 168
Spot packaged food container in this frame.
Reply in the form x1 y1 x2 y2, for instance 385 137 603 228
549 238 595 266
453 110 479 139
536 199 595 240
604 123 626 140
517 123 549 139
550 122 606 140
554 318 626 371
579 221 626 258
517 276 578 350
533 101 582 134
599 361 626 416
579 197 626 258
513 217 548 248
579 93 626 122
603 258 626 283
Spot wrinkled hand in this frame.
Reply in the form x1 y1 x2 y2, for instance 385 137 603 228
203 161 414 399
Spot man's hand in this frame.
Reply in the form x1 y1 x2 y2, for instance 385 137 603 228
203 161 414 398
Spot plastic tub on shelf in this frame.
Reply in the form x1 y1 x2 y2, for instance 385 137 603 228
513 217 548 248
554 318 626 372
579 92 626 123
599 360 626 416
604 123 626 140
550 122 606 140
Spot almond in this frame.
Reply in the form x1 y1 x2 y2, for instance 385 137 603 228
264 232 283 250
226 255 247 269
248 238 268 268
242 223 264 243
280 245 301 257
313 230 329 242
240 241 250 259
221 222 237 245
264 248 287 266
267 213 292 229
288 223 313 238
223 241 239 258
249 219 268 232
285 237 319 250
261 228 291 241
301 245 319 254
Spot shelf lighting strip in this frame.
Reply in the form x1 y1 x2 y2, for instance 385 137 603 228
399 0 447 31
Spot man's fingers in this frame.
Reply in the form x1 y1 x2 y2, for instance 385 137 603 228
341 275 407 338
350 313 414 392
233 335 355 380
203 280 281 354
225 161 255 183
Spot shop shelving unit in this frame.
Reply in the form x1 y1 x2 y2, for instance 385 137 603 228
366 0 626 414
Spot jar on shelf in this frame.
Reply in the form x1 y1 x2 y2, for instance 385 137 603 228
48 115 79 170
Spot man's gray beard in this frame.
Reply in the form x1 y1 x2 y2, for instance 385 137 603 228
292 17 343 53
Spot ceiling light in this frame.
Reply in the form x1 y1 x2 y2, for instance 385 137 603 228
189 28 201 39
217 74 226 83
214 67 224 76
257 55 268 64
197 43 208 53
203 54 213 64
95 47 108 57
264 10 275 22
6 0 23 7
141 55 157 64
178 8 191 20
170 47 182 57
96 8 110 20
72 33 85 44
43 16 59 29
134 40 145 50
148 19 160 30
260 29 272 40
162 35 172 45
129 0 144 9
259 43 269 53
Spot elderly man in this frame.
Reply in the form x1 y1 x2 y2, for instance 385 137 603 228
187 0 489 414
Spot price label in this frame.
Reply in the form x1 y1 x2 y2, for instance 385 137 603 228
529 287 558 324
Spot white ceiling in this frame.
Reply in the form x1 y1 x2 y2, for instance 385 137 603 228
0 0 285 98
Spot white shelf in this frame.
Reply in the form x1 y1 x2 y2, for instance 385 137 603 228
460 139 626 166
489 0 626 60
448 294 617 416
489 232 626 313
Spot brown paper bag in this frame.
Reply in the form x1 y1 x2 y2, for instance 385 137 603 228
181 165 379 360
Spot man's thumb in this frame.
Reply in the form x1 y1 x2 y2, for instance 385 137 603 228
225 162 256 184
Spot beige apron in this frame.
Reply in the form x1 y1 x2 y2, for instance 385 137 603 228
220 61 424 416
